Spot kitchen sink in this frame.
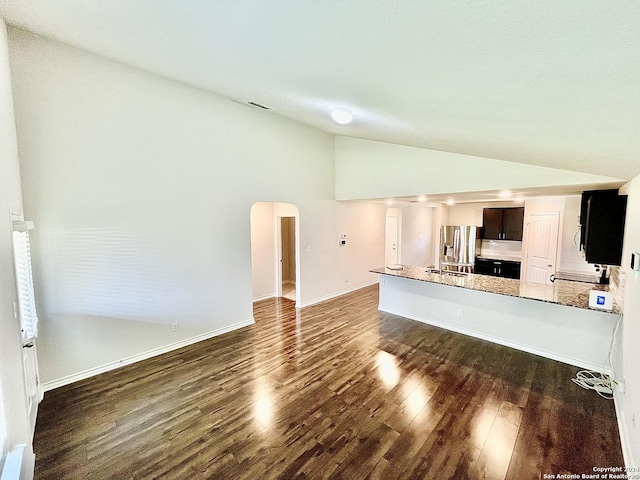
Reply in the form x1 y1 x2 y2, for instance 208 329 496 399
426 269 469 277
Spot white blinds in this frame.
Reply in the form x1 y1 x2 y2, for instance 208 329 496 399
12 222 38 342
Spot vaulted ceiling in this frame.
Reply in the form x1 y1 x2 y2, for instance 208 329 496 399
1 1 639 180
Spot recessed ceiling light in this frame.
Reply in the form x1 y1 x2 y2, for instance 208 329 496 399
499 190 512 199
417 195 426 203
446 199 455 206
331 108 353 125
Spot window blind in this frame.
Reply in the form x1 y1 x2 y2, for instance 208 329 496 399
12 222 38 342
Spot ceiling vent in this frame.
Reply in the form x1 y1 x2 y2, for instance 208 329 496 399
247 101 271 110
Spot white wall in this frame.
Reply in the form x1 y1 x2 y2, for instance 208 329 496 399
297 200 385 307
7 30 384 385
399 205 435 266
616 174 640 467
250 202 275 300
335 136 625 200
0 18 35 476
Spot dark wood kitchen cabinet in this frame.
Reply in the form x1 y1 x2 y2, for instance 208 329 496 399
580 190 627 265
481 207 524 241
475 258 521 279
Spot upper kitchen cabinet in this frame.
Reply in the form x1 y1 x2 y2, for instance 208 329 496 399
482 207 524 241
580 190 627 265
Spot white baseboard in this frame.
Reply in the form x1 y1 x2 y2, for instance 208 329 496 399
613 390 637 469
41 318 255 392
298 281 379 309
379 304 609 374
253 293 275 302
1 444 25 480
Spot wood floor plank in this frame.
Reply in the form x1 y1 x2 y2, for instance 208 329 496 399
33 285 625 479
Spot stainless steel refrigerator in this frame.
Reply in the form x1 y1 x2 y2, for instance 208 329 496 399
440 225 480 272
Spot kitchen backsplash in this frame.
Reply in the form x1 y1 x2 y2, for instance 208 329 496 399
558 246 599 274
479 240 523 261
609 266 625 309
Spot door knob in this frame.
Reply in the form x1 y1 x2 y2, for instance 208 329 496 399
23 342 34 349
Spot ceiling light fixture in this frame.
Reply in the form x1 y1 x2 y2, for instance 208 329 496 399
417 195 427 203
331 107 353 125
386 199 393 206
446 199 455 206
499 190 512 199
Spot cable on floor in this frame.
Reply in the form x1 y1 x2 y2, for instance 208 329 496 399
571 370 614 399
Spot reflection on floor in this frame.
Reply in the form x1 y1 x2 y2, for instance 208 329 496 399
33 285 624 479
282 282 296 301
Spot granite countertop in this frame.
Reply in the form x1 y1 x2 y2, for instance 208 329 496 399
476 256 522 263
371 265 620 314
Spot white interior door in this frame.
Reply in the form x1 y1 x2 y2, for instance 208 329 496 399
524 212 560 284
385 216 399 265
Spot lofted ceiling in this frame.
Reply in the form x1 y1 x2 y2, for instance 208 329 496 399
1 1 639 180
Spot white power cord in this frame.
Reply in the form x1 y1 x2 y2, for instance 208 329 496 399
572 371 614 399
571 313 623 400
608 313 623 373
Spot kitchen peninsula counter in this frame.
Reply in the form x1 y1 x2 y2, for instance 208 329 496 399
370 265 620 373
370 265 620 314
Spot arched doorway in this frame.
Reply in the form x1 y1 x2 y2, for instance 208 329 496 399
250 202 300 306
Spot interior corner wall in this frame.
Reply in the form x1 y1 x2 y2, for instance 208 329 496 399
616 174 640 467
0 18 35 467
7 29 384 385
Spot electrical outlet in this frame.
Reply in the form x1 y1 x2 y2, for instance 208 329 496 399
171 322 179 332
457 308 464 317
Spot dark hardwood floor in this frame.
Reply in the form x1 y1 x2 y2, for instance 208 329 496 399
33 285 624 479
